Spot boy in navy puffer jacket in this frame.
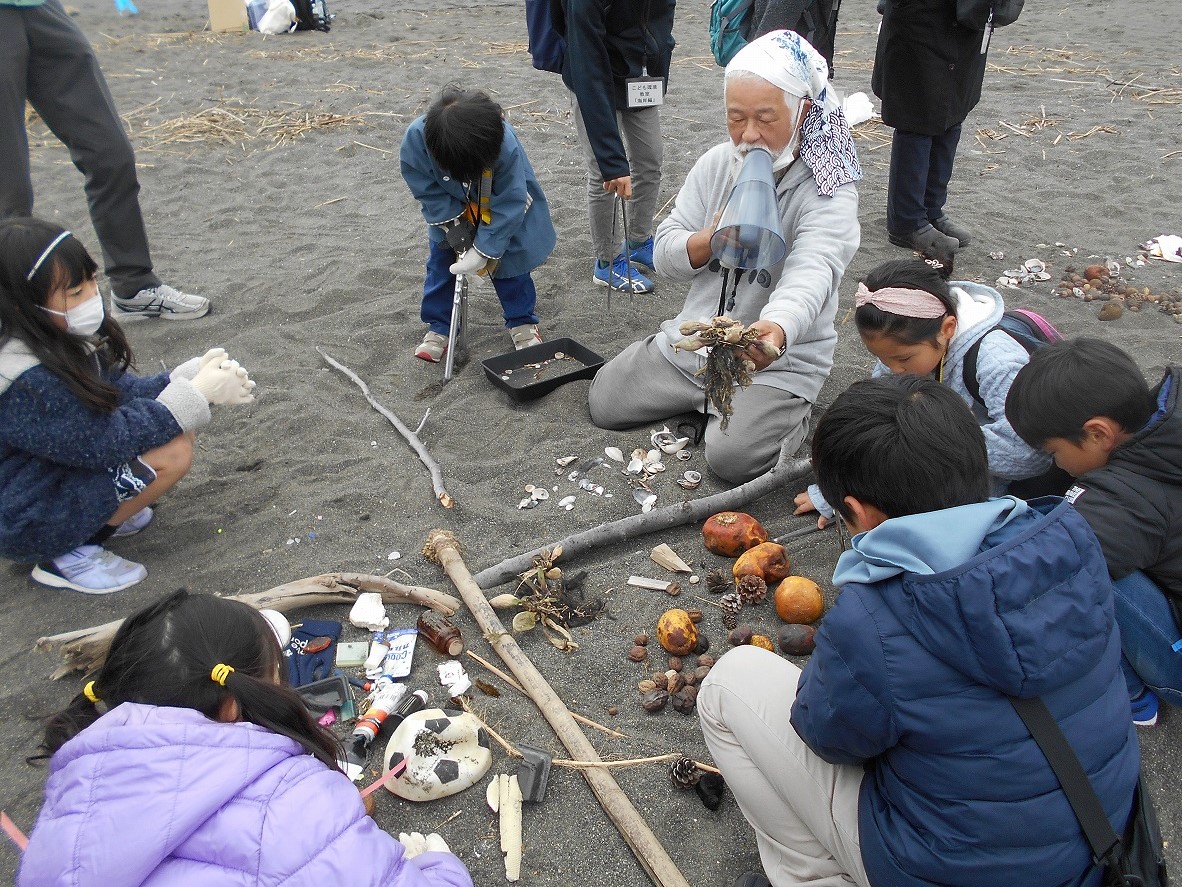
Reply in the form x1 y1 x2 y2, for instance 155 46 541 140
699 374 1139 887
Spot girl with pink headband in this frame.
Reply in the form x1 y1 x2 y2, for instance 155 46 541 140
794 258 1070 524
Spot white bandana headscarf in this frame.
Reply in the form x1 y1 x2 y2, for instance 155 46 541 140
726 30 863 197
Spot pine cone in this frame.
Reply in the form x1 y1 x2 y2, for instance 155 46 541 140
723 611 738 631
669 756 702 789
704 569 730 594
719 591 743 615
736 575 767 605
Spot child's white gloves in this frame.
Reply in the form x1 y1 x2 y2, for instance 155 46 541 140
449 249 486 276
192 358 256 405
398 831 450 857
170 347 228 382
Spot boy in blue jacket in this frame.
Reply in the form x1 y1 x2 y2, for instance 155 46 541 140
1007 337 1182 727
698 375 1138 887
400 87 557 362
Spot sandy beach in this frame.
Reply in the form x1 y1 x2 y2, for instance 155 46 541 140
2 0 1179 882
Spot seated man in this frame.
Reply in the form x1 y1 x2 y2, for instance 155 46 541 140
587 30 861 483
699 375 1139 887
1007 337 1181 727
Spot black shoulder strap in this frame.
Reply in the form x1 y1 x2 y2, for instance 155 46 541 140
1009 696 1122 866
962 336 985 408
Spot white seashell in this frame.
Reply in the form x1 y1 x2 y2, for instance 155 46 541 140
677 470 702 490
1032 271 1051 282
676 449 692 461
518 498 538 510
1105 259 1121 275
388 551 402 560
557 456 578 467
524 484 535 493
630 447 646 461
659 436 690 455
531 488 549 501
593 485 604 496
647 461 666 473
1023 258 1046 274
689 575 700 585
626 457 646 476
604 446 625 463
633 489 657 510
1003 268 1022 278
645 449 662 464
558 495 576 507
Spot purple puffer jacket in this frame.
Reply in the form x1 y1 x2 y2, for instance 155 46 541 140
18 703 474 887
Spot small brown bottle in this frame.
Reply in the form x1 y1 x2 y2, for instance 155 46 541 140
416 610 464 656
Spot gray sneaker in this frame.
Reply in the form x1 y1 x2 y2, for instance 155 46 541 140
31 544 147 594
113 284 211 320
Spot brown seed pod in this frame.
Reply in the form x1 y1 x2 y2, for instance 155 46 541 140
671 686 699 714
694 664 712 682
668 656 684 672
697 654 716 668
694 635 711 655
1084 264 1108 280
682 669 699 686
656 608 699 655
778 624 817 656
627 645 648 662
728 624 755 646
1098 301 1123 321
634 632 649 646
638 679 658 693
640 689 669 712
686 608 704 623
665 582 682 597
667 672 686 694
702 512 768 556
651 672 666 686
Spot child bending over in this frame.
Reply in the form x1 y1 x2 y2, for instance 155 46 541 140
19 590 474 887
0 219 254 594
699 374 1138 887
1007 336 1181 727
794 257 1068 524
400 86 557 362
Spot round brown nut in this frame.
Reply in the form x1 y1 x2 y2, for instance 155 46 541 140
667 672 686 694
697 654 716 668
668 656 683 672
665 582 682 597
640 689 669 712
651 671 666 685
686 608 704 623
728 625 755 646
671 685 699 714
627 645 648 662
607 706 619 717
694 665 712 682
634 632 649 646
638 679 658 693
682 669 699 686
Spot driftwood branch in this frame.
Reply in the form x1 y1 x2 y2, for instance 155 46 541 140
425 529 691 887
34 573 459 679
317 348 455 508
473 444 812 589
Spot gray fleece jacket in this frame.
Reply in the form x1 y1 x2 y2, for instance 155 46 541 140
653 141 860 402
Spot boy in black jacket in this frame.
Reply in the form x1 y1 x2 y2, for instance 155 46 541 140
1007 337 1182 727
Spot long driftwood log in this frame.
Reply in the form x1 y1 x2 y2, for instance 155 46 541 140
425 529 692 887
34 573 460 680
318 348 455 508
472 443 812 589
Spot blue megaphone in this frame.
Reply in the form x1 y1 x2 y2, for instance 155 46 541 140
709 147 787 271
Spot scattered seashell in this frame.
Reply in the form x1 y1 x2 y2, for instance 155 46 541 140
631 448 647 461
517 498 538 510
677 470 702 490
634 489 657 511
988 251 1005 260
626 457 646 476
689 575 700 585
557 495 576 508
531 488 549 501
676 449 692 462
647 461 666 473
554 351 565 359
604 446 625 463
645 449 662 464
1023 258 1046 274
556 456 578 468
1105 259 1122 275
1031 271 1051 281
388 551 401 561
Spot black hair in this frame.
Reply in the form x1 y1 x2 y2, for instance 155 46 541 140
37 590 340 769
855 258 957 347
423 85 506 183
812 374 990 521
1005 337 1154 447
0 217 134 412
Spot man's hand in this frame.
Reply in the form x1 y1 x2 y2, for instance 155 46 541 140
686 209 724 270
743 319 786 371
603 176 633 199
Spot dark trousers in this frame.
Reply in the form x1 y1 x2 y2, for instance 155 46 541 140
0 0 160 298
421 240 539 336
886 125 962 236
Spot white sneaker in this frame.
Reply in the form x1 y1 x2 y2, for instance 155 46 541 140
113 284 210 320
31 545 147 594
112 506 154 538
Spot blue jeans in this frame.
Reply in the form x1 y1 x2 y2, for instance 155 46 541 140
421 239 539 336
1112 570 1182 709
886 125 962 236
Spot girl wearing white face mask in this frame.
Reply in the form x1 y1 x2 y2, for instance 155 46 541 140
0 218 256 594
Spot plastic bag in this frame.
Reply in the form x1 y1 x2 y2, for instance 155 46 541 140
258 0 296 34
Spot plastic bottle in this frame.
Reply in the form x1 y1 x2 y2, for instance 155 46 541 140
351 679 407 747
387 689 430 731
416 610 464 656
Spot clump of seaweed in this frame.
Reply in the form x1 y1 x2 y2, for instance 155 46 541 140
674 317 776 430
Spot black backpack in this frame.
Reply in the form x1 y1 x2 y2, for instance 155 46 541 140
962 308 1063 413
291 0 329 31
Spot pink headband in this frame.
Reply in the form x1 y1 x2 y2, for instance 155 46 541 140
854 282 947 319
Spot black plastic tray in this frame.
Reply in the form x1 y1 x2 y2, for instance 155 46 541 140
482 337 605 402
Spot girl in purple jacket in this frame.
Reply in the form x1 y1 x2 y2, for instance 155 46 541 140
19 591 474 887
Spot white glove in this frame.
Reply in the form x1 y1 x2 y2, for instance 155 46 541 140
449 249 486 276
398 832 427 859
170 347 227 382
424 833 450 854
192 358 256 405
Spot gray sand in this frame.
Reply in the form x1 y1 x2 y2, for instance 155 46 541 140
2 0 1179 883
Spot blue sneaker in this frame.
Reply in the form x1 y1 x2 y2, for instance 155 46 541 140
1131 689 1159 727
593 255 653 294
628 237 655 271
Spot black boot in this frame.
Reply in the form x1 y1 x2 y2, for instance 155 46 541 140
733 873 772 887
931 215 972 247
887 224 958 266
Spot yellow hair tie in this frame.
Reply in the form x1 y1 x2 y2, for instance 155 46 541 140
210 664 235 686
82 681 101 704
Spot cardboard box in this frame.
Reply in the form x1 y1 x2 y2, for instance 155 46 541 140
208 0 249 32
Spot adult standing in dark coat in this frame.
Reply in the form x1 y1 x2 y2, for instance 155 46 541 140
552 0 676 294
872 0 988 261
